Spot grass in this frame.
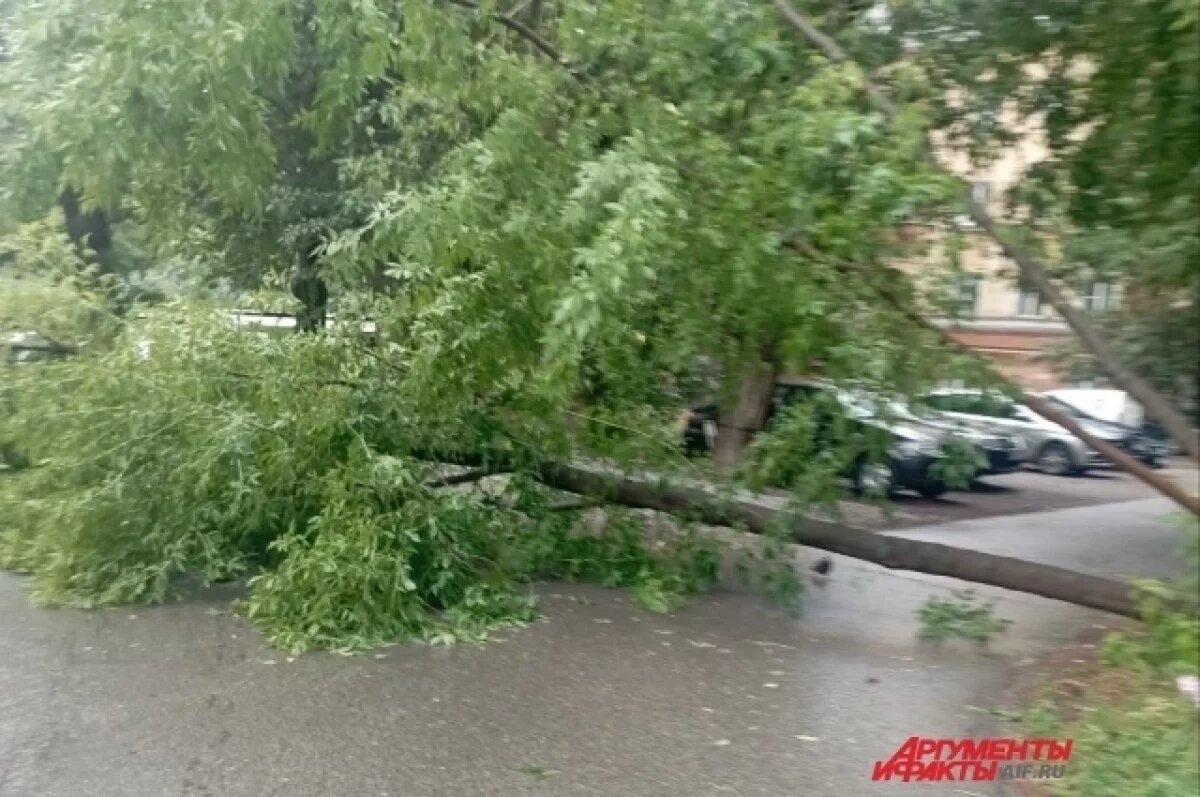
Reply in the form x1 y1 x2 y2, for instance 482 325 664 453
1023 665 1198 797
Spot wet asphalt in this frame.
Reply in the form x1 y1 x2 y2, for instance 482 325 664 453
1 481 1192 796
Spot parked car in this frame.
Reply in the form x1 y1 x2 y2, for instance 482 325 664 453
889 401 1028 476
922 388 1166 474
921 389 1098 476
1038 394 1168 469
1042 388 1142 426
682 379 966 499
1042 388 1189 458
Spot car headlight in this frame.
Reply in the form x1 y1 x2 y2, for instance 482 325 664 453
893 438 940 458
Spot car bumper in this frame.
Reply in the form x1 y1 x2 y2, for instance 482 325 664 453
890 454 946 492
1087 440 1167 467
980 448 1022 474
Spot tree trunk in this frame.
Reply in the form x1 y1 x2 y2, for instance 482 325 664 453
770 0 1200 463
58 189 114 272
290 240 328 334
713 343 779 471
536 462 1142 618
417 449 1145 618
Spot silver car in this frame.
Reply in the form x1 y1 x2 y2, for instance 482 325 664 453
921 389 1097 476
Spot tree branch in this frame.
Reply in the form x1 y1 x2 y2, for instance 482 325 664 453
424 467 495 488
445 0 586 80
964 209 1199 461
770 0 1199 463
7 330 78 357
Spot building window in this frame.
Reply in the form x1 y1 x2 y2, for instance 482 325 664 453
952 275 981 317
1016 278 1041 317
970 181 990 209
1082 281 1116 312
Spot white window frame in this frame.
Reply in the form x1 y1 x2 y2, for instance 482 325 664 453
1082 281 1116 312
1012 279 1041 316
953 274 982 317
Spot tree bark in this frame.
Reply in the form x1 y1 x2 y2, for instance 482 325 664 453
408 448 1143 617
536 462 1142 618
713 342 779 471
58 189 114 272
769 0 1199 463
290 239 328 334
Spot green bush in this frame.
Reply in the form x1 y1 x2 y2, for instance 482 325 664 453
1026 685 1199 797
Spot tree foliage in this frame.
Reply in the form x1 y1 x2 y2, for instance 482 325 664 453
0 0 981 649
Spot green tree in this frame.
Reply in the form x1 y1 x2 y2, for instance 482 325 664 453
0 0 982 648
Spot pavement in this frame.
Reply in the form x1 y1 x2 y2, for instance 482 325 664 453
1 469 1195 797
779 457 1200 531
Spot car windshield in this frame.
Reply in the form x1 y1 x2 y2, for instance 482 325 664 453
1044 396 1097 422
929 392 1020 419
835 391 876 419
835 389 923 422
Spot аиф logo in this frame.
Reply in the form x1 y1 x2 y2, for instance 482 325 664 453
872 736 1074 783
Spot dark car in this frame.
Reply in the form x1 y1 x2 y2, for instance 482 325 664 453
682 380 956 499
1139 419 1183 457
1041 396 1168 469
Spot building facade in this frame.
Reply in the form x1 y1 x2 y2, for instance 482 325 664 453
896 113 1118 392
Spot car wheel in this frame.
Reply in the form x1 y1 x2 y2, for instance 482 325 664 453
853 462 895 497
917 483 947 499
1037 441 1075 477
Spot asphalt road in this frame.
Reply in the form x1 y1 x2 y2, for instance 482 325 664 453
799 457 1200 531
1 468 1194 797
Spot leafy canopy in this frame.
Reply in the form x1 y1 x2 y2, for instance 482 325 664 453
0 0 992 650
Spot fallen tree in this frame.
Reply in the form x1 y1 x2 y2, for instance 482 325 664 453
2 1 1189 655
436 0 1200 511
413 447 1143 618
535 463 1140 618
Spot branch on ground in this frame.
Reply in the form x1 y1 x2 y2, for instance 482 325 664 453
424 467 496 488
